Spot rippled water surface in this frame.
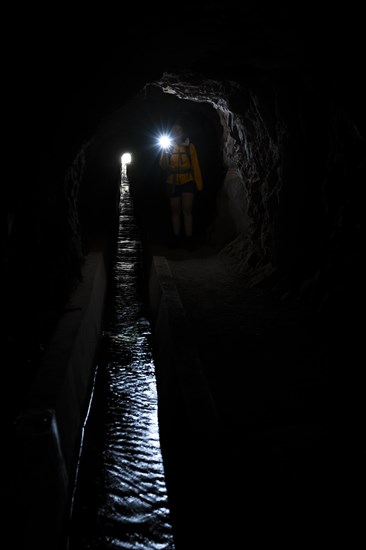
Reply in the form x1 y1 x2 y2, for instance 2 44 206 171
67 169 175 549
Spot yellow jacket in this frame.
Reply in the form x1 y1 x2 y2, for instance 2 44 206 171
159 139 203 190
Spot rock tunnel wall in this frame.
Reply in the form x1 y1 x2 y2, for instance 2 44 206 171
147 71 364 312
2 66 364 367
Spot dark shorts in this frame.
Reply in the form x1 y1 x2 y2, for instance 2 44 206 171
166 180 197 198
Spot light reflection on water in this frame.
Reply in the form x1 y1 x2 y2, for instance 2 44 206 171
67 170 175 549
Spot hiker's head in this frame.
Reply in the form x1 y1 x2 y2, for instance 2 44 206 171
171 124 185 142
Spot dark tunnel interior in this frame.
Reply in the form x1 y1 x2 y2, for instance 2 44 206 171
77 92 224 252
2 4 365 549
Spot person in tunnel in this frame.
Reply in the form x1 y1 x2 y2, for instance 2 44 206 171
159 122 203 250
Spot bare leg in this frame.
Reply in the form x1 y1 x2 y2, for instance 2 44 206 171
170 196 182 236
181 192 194 237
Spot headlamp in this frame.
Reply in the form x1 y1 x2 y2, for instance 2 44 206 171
158 134 172 150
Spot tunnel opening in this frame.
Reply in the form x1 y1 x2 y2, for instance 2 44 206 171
121 151 132 170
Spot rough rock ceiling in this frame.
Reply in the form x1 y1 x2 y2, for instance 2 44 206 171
7 4 364 171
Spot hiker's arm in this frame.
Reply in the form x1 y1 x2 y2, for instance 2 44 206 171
159 151 171 169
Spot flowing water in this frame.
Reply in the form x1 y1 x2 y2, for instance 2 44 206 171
66 166 175 549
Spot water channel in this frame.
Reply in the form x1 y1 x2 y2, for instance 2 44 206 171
66 162 176 549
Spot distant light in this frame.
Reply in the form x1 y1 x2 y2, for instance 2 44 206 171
122 152 132 165
158 135 172 150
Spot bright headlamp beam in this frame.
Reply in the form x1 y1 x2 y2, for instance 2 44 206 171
158 135 172 149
